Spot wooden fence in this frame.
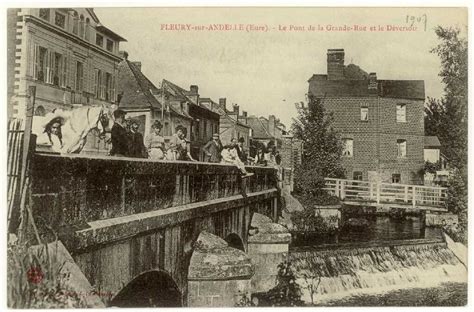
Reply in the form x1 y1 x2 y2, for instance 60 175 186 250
7 118 25 228
324 177 447 209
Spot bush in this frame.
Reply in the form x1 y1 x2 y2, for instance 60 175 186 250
445 168 468 245
260 261 304 307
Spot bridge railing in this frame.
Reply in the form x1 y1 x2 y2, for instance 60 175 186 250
324 178 447 208
29 153 278 231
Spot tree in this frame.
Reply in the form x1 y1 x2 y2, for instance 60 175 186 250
425 26 467 171
291 95 345 197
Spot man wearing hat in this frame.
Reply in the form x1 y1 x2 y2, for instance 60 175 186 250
110 109 129 157
202 133 223 163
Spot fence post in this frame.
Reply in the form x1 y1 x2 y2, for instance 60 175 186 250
404 185 409 203
341 181 346 199
376 182 380 204
369 182 374 200
412 187 417 208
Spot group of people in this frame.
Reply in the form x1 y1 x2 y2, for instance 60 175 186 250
203 135 253 177
40 108 277 178
110 109 196 161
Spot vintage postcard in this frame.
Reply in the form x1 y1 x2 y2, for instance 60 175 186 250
5 5 468 308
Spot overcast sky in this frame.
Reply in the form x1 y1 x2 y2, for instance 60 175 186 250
95 7 467 127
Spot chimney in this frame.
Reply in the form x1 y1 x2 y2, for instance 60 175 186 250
219 98 226 110
232 104 239 115
327 49 345 80
368 72 377 90
268 115 276 136
242 111 247 117
189 85 199 94
188 85 199 104
132 61 142 71
119 50 128 60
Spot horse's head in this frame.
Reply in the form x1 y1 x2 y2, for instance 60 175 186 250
93 105 114 139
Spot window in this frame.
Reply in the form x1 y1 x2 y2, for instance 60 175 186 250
84 18 90 41
72 11 78 35
33 45 48 82
96 34 104 47
353 171 363 181
75 61 83 91
396 104 406 122
392 174 401 184
342 138 353 157
397 139 407 158
106 39 114 52
105 72 112 101
53 52 62 86
360 107 368 121
54 11 66 28
39 9 50 21
79 15 85 38
61 56 68 88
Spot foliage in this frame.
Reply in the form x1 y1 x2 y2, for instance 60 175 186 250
234 291 258 307
445 168 468 245
423 161 441 174
292 256 323 306
262 261 304 307
292 95 345 196
425 26 467 171
7 237 88 308
291 207 339 233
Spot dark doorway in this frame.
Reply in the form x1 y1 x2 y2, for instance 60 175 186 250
225 233 245 251
110 270 182 307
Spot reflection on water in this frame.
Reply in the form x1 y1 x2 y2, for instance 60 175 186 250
292 214 443 247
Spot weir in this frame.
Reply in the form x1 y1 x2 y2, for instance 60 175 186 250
290 239 467 304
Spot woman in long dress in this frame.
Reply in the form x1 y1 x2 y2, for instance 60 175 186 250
146 120 166 160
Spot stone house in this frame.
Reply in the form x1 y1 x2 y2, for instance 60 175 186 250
8 8 125 118
7 8 126 154
308 48 425 184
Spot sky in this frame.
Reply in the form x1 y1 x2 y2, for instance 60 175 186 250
94 7 467 127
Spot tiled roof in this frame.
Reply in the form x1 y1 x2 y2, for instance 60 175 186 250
198 98 250 128
117 59 162 110
246 116 274 139
117 60 191 119
424 136 441 148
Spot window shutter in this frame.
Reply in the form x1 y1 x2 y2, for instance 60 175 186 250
111 75 116 103
101 71 106 99
94 69 99 98
61 56 67 87
45 50 52 84
33 44 39 79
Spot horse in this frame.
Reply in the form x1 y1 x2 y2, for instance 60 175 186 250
34 105 114 154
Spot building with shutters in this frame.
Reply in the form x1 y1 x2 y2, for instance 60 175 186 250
308 49 425 184
7 8 125 119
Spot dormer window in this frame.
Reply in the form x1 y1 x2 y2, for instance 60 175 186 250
54 11 66 28
39 9 50 21
96 34 104 47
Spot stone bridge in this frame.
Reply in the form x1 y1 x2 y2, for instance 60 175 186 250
27 153 292 307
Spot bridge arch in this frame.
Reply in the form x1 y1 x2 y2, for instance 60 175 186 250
224 232 245 251
109 270 182 307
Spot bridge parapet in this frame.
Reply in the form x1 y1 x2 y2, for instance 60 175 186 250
29 153 278 243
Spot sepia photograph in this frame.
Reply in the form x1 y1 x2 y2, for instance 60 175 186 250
4 3 469 308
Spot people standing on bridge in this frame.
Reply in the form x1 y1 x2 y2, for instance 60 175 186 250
235 137 248 164
168 125 196 161
110 109 129 157
202 133 222 163
221 144 254 177
146 120 166 160
128 120 148 158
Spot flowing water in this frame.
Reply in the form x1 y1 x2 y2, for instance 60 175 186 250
289 237 467 305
